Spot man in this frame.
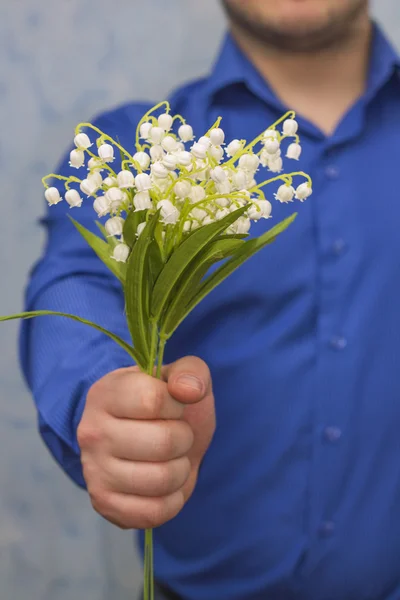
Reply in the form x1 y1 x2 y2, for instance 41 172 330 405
20 1 400 599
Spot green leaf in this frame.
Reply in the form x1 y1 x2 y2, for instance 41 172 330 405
69 216 126 285
125 213 159 362
164 214 297 338
161 237 244 337
151 206 247 321
123 210 146 248
0 310 146 369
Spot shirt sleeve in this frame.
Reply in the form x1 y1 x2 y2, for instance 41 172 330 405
19 104 150 488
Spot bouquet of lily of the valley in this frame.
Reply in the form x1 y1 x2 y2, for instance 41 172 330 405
0 101 311 599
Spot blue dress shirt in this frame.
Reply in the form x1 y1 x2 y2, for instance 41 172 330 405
20 24 400 600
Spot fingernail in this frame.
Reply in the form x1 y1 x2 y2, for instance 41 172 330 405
176 375 204 393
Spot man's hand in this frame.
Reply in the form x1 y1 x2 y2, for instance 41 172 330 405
77 356 215 529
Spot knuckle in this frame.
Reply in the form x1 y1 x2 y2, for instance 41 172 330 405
141 498 168 529
156 425 174 458
140 381 164 419
90 488 113 517
152 463 175 494
77 422 102 450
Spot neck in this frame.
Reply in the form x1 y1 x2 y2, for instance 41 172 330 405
230 13 372 135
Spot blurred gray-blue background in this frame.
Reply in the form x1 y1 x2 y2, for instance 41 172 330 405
0 1 398 599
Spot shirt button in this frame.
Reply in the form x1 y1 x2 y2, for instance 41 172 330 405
325 165 340 180
329 336 347 350
332 238 347 255
323 426 342 442
319 521 335 537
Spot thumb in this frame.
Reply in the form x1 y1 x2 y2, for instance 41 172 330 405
164 355 211 405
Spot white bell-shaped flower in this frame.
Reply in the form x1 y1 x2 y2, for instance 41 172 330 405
162 154 178 171
174 142 185 154
203 216 215 226
117 170 135 189
161 136 179 153
295 182 312 201
283 118 298 136
45 187 62 205
210 166 227 184
133 151 151 170
174 180 192 198
151 162 169 179
190 185 206 203
133 191 153 211
149 126 165 144
140 122 153 140
215 208 230 220
264 129 279 141
178 124 194 142
103 176 118 187
69 149 85 169
65 189 83 208
247 200 272 220
80 178 98 196
149 145 165 162
226 139 242 157
87 157 103 171
136 222 147 238
191 142 208 160
286 143 302 160
275 184 295 203
158 113 173 131
74 133 92 149
216 179 232 195
105 216 124 237
191 207 208 221
105 187 124 204
198 136 211 149
93 195 111 217
87 171 103 189
232 217 251 234
176 151 192 166
268 156 283 173
157 199 180 224
183 220 192 232
209 146 224 163
98 143 115 163
112 243 130 263
232 169 248 191
209 128 225 146
215 197 230 208
264 139 280 155
135 173 152 192
239 153 260 172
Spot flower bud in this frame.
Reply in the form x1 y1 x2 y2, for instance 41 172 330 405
275 184 295 203
133 191 153 211
286 143 302 160
210 128 225 146
295 182 312 201
103 176 118 187
263 129 279 141
215 197 230 208
247 200 272 220
215 208 230 220
136 222 146 238
210 166 227 184
151 162 169 179
175 142 185 153
117 170 135 188
69 149 85 169
157 199 180 224
45 187 62 205
93 195 110 217
105 216 124 237
178 124 194 142
191 207 208 221
190 185 206 203
135 173 152 192
174 180 192 198
74 133 92 149
80 178 98 196
216 179 232 195
191 142 208 160
239 153 259 172
209 146 224 163
65 189 83 208
226 139 242 157
176 151 192 166
283 118 298 136
87 157 103 171
183 220 192 232
162 154 178 171
232 169 248 190
203 216 215 226
140 122 153 140
112 243 130 263
149 145 165 162
158 113 173 131
268 156 283 173
133 151 151 170
198 136 211 149
264 139 280 155
98 143 114 163
149 126 165 144
161 136 179 153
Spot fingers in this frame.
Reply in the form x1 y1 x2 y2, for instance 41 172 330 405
99 455 191 497
164 356 212 405
104 418 195 462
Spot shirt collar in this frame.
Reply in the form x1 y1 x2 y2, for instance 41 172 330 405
206 23 400 107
